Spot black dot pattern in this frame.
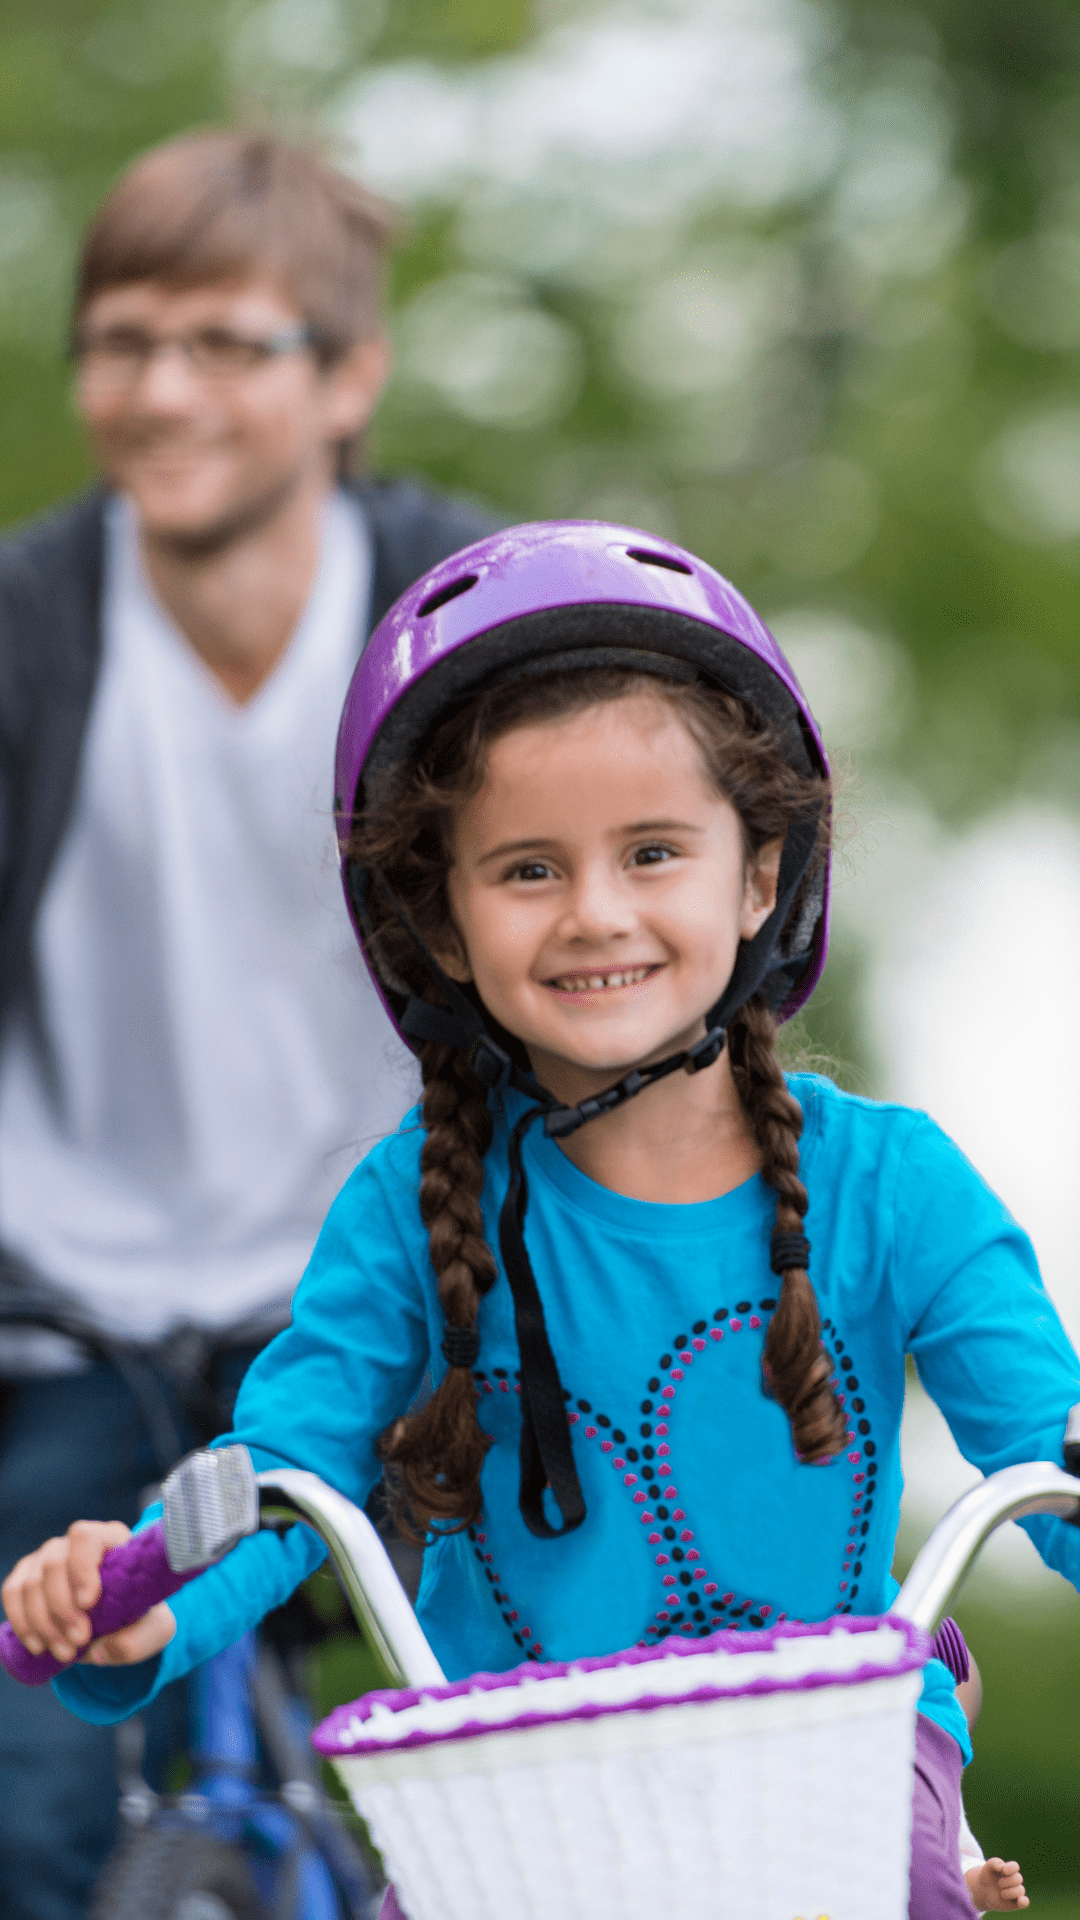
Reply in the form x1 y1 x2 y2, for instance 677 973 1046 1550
474 1368 523 1403
467 1520 545 1661
829 1329 876 1613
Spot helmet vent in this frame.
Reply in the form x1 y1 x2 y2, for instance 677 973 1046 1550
418 573 479 617
626 547 693 576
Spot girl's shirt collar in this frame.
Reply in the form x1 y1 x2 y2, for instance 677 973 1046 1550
496 1078 822 1238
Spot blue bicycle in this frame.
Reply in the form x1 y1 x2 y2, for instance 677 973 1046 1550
90 1629 382 1920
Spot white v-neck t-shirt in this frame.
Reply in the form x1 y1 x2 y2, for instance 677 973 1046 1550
0 492 419 1342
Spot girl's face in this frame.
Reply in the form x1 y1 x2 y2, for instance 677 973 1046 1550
442 692 781 1090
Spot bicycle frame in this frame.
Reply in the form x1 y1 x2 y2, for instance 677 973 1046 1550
0 1302 384 1920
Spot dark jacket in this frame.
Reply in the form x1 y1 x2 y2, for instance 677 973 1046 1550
0 477 497 1040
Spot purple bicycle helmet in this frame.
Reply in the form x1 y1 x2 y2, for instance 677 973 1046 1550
336 520 830 1055
334 521 833 1540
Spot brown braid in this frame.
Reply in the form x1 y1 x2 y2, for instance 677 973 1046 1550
729 995 847 1462
379 1039 497 1536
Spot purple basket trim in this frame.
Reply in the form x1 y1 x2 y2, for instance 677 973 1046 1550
313 1614 931 1758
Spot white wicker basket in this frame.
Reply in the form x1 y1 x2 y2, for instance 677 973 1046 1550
314 1616 929 1920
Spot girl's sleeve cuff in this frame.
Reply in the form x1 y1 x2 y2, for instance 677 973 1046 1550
918 1655 973 1767
52 1646 172 1725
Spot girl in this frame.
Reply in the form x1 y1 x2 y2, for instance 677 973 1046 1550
5 523 1079 1920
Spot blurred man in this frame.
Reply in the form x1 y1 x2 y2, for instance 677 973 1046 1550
0 129 495 1920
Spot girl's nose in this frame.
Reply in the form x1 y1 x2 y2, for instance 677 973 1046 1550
557 864 635 942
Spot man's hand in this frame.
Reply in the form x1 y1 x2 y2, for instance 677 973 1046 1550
964 1858 1029 1912
1 1519 175 1667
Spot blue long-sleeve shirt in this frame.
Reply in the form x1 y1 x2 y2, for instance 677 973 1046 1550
56 1076 1080 1759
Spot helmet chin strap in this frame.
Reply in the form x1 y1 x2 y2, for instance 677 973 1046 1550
357 806 819 1540
496 1024 727 1539
537 1024 726 1138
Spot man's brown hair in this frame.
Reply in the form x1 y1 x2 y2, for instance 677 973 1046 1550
75 128 397 361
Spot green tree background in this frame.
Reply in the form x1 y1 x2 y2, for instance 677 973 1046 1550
3 0 1079 1901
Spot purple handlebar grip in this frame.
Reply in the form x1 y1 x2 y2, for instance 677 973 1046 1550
0 1523 196 1686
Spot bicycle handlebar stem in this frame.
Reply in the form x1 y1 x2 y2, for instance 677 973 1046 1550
890 1460 1080 1632
255 1470 446 1692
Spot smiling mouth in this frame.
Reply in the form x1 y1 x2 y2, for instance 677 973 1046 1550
547 964 661 994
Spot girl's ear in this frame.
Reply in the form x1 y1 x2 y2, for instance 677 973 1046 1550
739 837 783 941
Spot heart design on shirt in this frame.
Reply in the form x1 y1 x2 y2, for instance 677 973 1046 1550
471 1305 876 1656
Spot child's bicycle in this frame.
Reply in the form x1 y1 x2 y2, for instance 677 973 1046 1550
5 1434 1079 1920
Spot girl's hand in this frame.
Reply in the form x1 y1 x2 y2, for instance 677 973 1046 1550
83 1601 176 1667
1 1520 176 1668
964 1858 1029 1912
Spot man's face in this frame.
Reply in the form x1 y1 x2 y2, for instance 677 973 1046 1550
75 277 387 545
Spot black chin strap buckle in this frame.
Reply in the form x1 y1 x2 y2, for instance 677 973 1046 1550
542 1071 645 1139
465 1035 513 1089
541 1025 726 1139
500 1018 728 1542
686 1024 727 1073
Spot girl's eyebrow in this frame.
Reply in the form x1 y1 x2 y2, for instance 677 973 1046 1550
476 819 705 864
624 818 705 835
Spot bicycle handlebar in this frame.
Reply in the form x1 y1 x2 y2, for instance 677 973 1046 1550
890 1459 1080 1630
0 1456 444 1691
3 1455 1076 1690
0 1442 259 1687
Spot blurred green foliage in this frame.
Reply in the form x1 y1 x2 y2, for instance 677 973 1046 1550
5 0 1080 826
3 0 1080 1897
956 1591 1080 1894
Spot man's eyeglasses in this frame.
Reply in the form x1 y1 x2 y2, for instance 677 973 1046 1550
71 322 314 387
